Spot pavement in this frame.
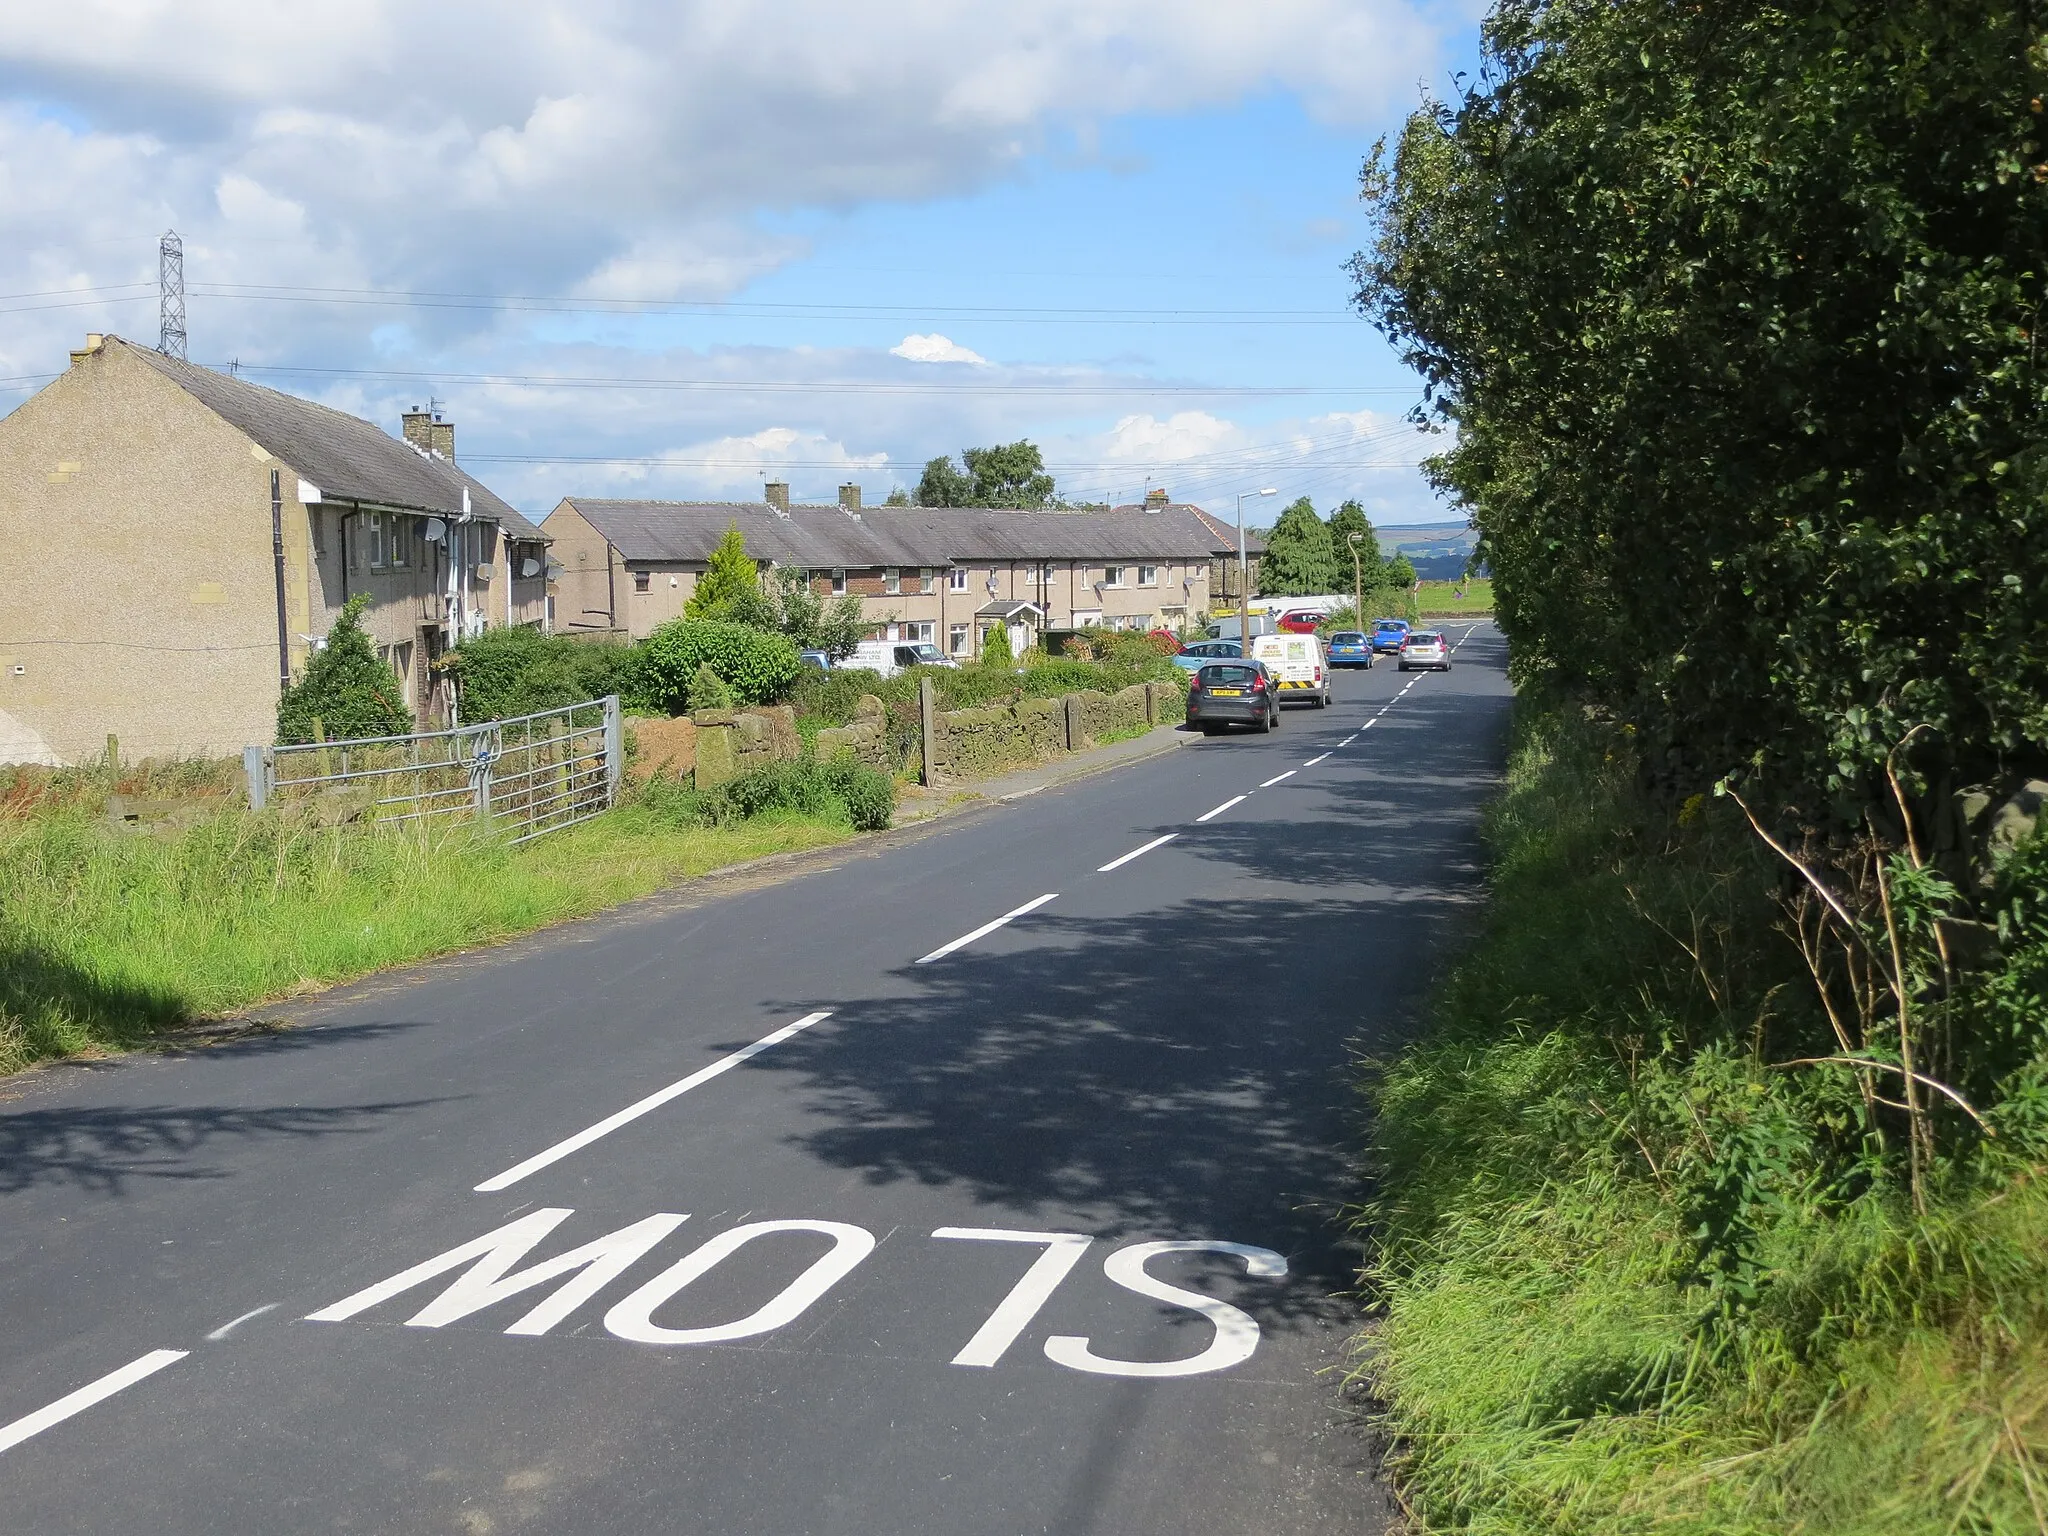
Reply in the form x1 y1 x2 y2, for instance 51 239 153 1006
0 624 1511 1535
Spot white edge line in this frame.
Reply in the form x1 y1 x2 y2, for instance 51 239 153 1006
1302 753 1330 767
474 1010 835 1192
915 893 1058 966
1097 834 1177 873
1258 770 1297 788
1195 794 1248 824
0 1350 187 1456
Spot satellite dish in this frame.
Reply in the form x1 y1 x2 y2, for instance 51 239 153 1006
424 518 447 543
521 557 541 578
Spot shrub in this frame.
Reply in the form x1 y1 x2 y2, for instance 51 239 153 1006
441 627 643 721
634 755 894 832
641 619 800 712
688 663 734 711
980 620 1014 669
277 595 411 744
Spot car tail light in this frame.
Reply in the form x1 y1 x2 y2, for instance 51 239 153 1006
1252 674 1267 691
1314 667 1323 682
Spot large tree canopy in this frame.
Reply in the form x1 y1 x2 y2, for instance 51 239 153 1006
1353 0 2048 816
1258 497 1342 596
917 440 1058 508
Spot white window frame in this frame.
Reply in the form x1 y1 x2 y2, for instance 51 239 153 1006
368 513 388 570
919 568 936 594
949 566 969 592
1102 565 1126 588
831 568 847 596
949 622 970 655
908 621 934 643
1138 564 1159 588
884 566 901 595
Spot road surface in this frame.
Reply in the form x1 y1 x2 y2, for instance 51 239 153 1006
0 624 1509 1534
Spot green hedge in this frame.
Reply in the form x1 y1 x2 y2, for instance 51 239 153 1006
442 627 645 722
635 756 893 832
641 620 801 712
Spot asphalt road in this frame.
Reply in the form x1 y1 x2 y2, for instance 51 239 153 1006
0 623 1511 1535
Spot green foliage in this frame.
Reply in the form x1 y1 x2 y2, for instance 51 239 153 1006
1352 0 2048 813
441 628 643 721
1383 553 1416 590
1359 694 2048 1534
883 486 911 506
979 618 1014 668
757 566 867 658
1326 499 1379 586
1258 497 1342 595
917 441 1058 508
640 619 801 712
636 755 893 833
684 522 762 621
687 662 734 711
276 595 410 745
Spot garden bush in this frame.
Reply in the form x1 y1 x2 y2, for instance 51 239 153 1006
640 619 800 712
635 755 893 832
441 626 644 721
277 596 410 744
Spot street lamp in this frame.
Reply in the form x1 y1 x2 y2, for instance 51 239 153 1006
1347 530 1365 637
1235 488 1277 651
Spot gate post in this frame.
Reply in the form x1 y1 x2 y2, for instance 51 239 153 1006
918 675 938 787
242 744 270 811
603 695 623 805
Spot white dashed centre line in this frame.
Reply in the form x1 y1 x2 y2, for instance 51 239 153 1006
0 1350 187 1457
1341 735 1357 746
1196 795 1248 824
1097 834 1178 873
915 893 1059 966
474 1010 836 1192
1259 770 1296 788
1302 753 1331 767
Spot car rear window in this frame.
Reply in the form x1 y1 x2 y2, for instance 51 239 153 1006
1331 632 1365 643
1407 632 1442 644
1201 664 1259 686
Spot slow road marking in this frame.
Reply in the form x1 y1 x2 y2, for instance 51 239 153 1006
1098 834 1177 873
916 893 1058 965
0 1350 186 1457
475 1010 835 1192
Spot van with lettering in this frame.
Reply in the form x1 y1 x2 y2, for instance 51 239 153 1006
1249 632 1330 708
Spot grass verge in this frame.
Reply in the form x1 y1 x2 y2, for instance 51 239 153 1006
0 803 854 1077
1356 694 2048 1534
1415 577 1492 617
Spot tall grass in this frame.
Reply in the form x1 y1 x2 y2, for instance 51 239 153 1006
0 802 852 1076
1357 697 2048 1534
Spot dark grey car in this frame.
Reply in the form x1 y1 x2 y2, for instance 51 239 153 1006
1185 660 1279 735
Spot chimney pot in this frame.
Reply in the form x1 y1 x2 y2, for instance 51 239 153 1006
765 481 790 513
1144 487 1170 512
402 410 455 460
838 482 862 511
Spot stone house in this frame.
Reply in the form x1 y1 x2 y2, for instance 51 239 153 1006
542 482 1260 658
0 334 548 765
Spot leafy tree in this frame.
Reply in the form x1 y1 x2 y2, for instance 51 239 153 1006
1327 499 1381 591
1258 497 1341 596
440 628 643 720
915 456 976 507
1385 554 1417 590
276 595 410 744
640 620 800 713
963 441 1057 508
883 486 911 506
755 566 867 659
685 522 761 621
1352 0 2048 815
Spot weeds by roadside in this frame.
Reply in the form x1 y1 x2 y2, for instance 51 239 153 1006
1355 695 2048 1534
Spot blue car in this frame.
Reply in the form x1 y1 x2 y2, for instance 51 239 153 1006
1172 639 1243 674
1325 630 1374 669
1371 619 1412 654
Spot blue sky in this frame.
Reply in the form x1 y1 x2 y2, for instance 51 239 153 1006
0 2 1481 524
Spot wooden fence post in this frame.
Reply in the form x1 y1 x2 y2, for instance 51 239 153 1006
919 675 938 787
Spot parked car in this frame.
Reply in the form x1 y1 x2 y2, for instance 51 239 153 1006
1185 660 1279 735
1397 630 1451 671
1324 630 1374 669
843 639 958 677
1276 607 1328 634
1250 631 1332 707
1205 612 1277 642
799 649 831 671
1371 618 1412 654
1172 639 1243 674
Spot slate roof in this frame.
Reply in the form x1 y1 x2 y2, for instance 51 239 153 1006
118 338 544 540
558 498 1257 567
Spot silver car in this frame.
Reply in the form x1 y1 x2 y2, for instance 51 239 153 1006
1397 631 1450 671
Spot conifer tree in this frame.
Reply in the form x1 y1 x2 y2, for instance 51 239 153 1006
276 595 411 744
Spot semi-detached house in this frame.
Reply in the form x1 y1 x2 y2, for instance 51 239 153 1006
543 484 1264 659
0 334 548 765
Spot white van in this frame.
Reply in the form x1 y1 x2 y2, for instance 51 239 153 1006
843 639 956 678
1250 631 1331 707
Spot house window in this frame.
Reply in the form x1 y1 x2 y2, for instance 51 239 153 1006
1036 562 1056 584
633 571 651 593
919 568 936 594
831 568 847 596
908 621 934 643
368 513 388 569
949 623 970 655
1103 565 1126 588
1138 565 1159 587
949 567 968 592
391 517 412 569
884 567 901 595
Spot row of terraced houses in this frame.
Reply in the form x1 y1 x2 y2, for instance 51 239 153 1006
0 336 1263 766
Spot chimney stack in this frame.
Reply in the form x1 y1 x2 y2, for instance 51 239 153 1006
764 481 790 513
402 406 455 461
1144 487 1170 512
69 334 106 367
838 482 862 511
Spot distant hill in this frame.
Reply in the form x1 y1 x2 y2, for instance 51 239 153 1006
1376 521 1481 580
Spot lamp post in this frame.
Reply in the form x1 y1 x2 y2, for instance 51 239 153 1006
1347 530 1365 636
1236 488 1277 652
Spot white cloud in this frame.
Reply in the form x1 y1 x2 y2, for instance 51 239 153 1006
889 333 989 366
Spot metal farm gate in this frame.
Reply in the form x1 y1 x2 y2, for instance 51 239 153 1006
245 696 622 844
